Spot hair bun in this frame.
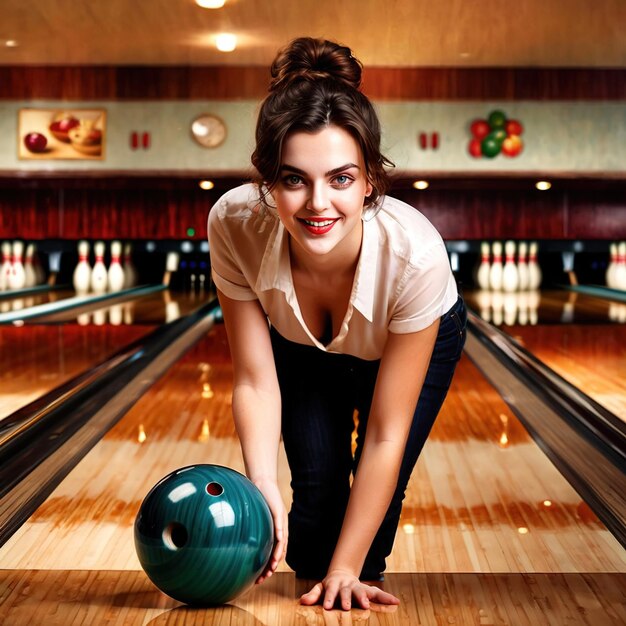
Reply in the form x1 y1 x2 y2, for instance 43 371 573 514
269 37 362 92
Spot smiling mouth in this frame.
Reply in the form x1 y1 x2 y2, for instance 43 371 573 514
298 217 340 234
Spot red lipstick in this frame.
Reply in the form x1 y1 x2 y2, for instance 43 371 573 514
298 217 339 235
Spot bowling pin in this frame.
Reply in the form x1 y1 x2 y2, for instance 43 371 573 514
614 241 626 291
108 240 125 292
73 240 92 295
476 241 491 290
23 243 37 288
163 251 180 287
8 241 26 290
0 241 11 291
517 242 530 291
528 241 542 290
606 242 617 289
90 241 108 294
502 240 519 293
489 241 503 291
123 243 137 288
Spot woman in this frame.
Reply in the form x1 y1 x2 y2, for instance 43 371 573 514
208 37 466 611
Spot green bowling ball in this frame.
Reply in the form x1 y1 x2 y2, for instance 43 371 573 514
134 464 274 606
481 135 502 158
488 109 507 129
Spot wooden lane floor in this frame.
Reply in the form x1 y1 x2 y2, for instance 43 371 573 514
2 570 624 625
0 290 210 421
464 289 626 422
1 324 625 623
0 323 152 421
511 324 626 422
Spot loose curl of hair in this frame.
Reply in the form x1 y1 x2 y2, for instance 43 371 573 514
251 37 394 209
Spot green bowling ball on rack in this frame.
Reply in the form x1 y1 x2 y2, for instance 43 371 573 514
134 464 274 606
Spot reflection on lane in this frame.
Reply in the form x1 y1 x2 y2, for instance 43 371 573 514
0 289 75 315
466 289 626 327
465 289 626 422
0 290 216 421
512 325 626 422
0 324 154 421
35 289 216 326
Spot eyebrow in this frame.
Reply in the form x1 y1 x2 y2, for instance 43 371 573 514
280 163 361 177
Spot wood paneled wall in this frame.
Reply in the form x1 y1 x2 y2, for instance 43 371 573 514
0 178 240 241
1 66 626 100
394 185 626 241
1 176 624 241
1 65 625 241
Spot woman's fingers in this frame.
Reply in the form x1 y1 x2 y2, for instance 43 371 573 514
299 577 400 610
300 582 324 605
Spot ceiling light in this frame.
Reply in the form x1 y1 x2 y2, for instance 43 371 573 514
215 33 237 52
199 180 214 190
196 0 226 7
5 40 18 47
413 180 429 190
535 181 552 191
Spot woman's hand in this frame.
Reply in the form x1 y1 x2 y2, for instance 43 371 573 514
300 569 400 610
254 477 288 584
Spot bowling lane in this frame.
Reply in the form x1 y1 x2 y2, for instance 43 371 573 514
0 291 210 422
465 289 626 421
34 287 214 325
0 287 75 314
1 324 624 580
0 323 153 421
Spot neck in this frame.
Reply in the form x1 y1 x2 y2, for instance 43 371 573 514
289 221 363 279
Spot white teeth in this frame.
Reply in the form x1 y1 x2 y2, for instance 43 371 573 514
303 219 335 227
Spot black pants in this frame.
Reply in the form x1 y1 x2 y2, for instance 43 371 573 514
270 295 467 580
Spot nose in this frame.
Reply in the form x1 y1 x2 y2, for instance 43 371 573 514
307 182 329 213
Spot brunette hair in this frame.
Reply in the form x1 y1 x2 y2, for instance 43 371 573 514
252 37 393 207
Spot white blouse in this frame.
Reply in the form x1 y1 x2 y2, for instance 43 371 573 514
208 184 458 360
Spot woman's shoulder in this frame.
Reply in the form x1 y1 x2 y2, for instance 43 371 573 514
377 194 446 257
212 183 264 218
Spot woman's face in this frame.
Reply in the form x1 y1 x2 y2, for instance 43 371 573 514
271 125 373 265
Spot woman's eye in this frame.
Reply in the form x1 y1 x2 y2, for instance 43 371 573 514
285 175 303 186
334 175 352 187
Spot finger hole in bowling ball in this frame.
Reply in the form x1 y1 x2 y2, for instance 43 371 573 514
206 481 224 496
162 522 188 550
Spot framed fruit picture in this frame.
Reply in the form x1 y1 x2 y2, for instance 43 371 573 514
18 108 106 160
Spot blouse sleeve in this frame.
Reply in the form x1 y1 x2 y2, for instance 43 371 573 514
207 195 258 301
388 241 456 334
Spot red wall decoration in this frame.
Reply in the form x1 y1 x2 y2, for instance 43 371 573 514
468 110 524 159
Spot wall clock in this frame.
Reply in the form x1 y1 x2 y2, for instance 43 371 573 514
190 114 227 148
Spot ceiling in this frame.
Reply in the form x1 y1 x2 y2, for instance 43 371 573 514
1 0 625 68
